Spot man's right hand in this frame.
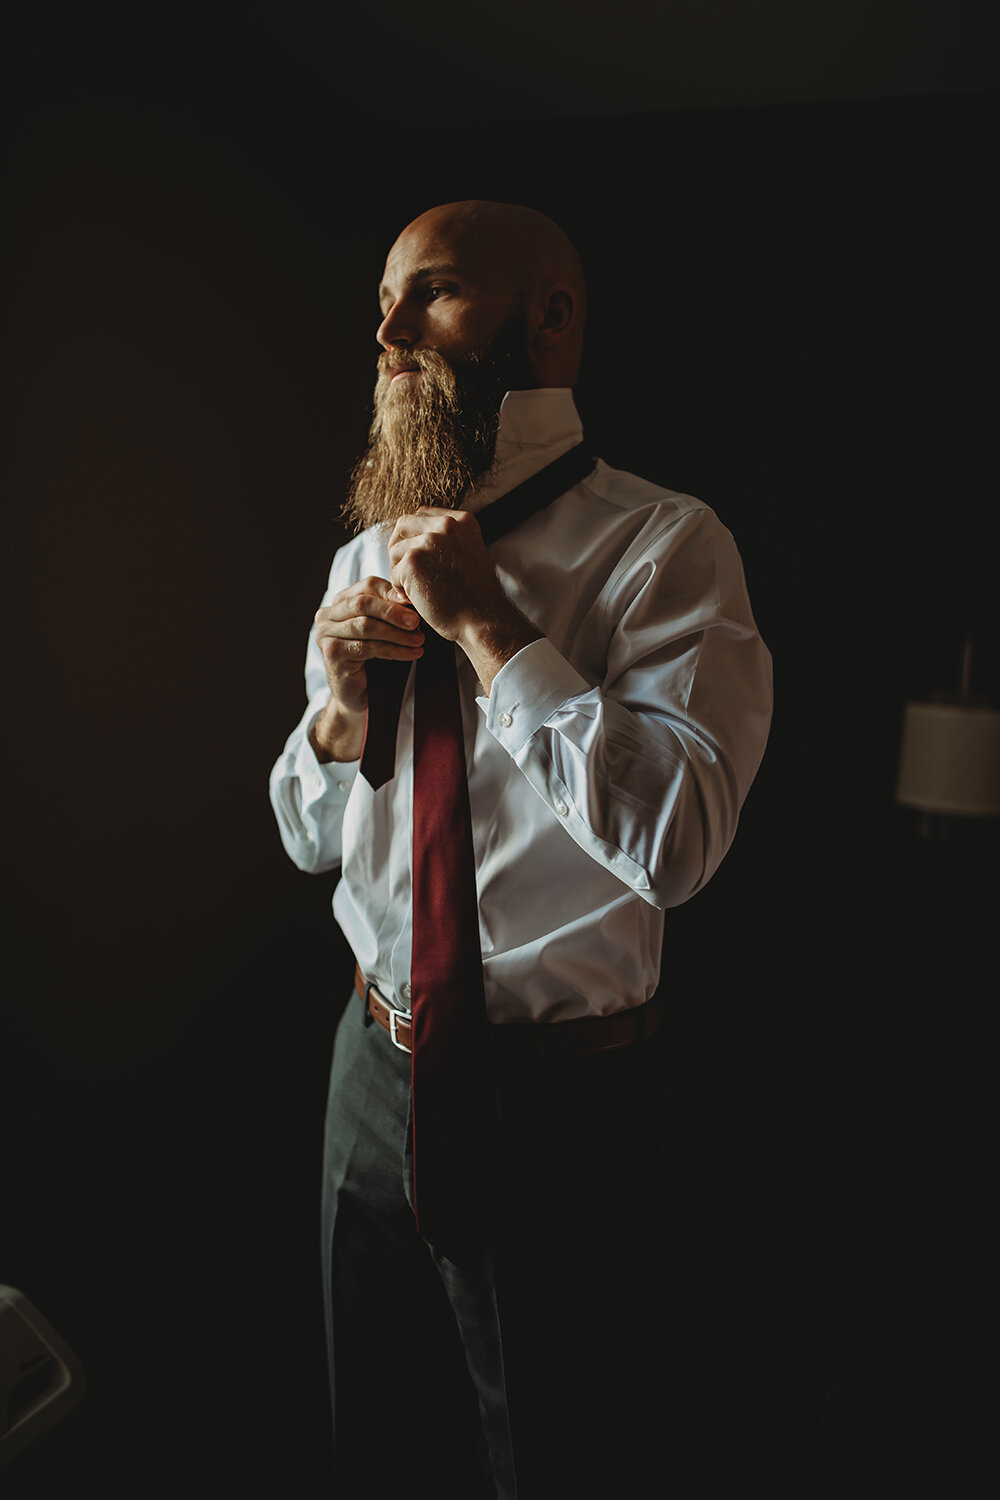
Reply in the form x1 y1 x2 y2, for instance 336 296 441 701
309 576 424 762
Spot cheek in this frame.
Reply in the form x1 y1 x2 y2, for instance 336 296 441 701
433 323 477 360
434 303 499 357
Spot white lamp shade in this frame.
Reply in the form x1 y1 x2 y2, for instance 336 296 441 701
896 702 1000 816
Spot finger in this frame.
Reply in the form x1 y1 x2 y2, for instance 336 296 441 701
387 528 451 573
321 635 424 667
317 579 421 632
352 573 419 621
315 613 425 651
389 509 463 542
332 575 420 626
413 506 472 522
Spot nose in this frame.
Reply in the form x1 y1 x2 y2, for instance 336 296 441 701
376 298 419 350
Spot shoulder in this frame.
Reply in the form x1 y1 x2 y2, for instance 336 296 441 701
582 458 714 532
574 460 751 613
584 458 702 516
559 458 731 573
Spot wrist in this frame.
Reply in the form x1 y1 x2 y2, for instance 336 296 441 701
310 696 366 764
456 597 542 696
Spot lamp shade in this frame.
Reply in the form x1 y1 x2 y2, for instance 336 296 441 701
895 702 1000 816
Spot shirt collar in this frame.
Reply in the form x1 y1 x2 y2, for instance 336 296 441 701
463 387 584 515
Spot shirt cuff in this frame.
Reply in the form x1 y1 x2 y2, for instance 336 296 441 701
295 708 360 809
476 637 591 755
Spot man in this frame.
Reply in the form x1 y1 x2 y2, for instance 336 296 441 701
270 200 772 1499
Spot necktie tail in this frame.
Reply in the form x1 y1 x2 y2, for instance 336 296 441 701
360 658 412 790
410 631 502 1262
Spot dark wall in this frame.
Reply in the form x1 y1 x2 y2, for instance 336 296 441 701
2 6 996 1494
1 7 376 1493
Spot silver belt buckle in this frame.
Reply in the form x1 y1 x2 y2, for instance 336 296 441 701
388 1003 411 1051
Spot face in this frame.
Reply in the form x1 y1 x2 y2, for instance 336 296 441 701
376 211 521 371
341 212 536 534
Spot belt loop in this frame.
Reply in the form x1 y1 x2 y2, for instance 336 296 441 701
362 979 375 1027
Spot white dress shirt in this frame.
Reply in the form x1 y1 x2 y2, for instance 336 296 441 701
269 388 773 1024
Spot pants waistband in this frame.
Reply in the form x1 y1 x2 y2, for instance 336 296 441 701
353 964 663 1062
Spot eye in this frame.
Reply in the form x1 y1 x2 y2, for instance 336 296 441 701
424 284 455 303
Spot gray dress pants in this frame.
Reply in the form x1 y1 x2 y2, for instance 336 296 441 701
321 990 685 1500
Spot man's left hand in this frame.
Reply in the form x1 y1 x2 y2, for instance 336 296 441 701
387 507 542 693
387 508 505 643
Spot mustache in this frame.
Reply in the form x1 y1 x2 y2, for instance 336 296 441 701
373 348 462 415
377 347 449 378
372 347 461 431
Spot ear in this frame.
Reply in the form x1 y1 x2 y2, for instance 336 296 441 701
530 285 576 349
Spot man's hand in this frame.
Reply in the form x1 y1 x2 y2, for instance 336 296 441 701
309 576 424 762
387 509 501 640
387 508 541 692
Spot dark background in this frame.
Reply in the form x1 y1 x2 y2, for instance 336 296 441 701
2 2 997 1495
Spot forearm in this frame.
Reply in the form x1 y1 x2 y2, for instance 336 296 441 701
456 596 542 696
309 695 367 763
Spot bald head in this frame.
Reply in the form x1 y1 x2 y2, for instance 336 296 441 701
379 200 586 387
405 201 586 312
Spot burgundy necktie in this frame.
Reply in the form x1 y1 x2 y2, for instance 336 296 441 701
360 443 595 1261
408 627 499 1259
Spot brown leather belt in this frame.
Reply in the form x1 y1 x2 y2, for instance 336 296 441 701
356 964 415 1049
354 963 662 1062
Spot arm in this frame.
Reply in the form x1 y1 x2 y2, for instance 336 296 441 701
268 553 424 873
268 666 356 875
388 501 772 910
480 508 773 909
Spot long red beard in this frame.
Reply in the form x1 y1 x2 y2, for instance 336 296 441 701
342 318 533 534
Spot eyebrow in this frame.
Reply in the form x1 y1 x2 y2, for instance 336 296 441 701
378 264 462 307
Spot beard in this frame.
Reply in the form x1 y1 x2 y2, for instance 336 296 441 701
342 310 535 534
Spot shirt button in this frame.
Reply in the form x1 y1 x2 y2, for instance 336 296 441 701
400 982 412 1002
554 800 569 816
338 780 352 793
498 711 513 728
